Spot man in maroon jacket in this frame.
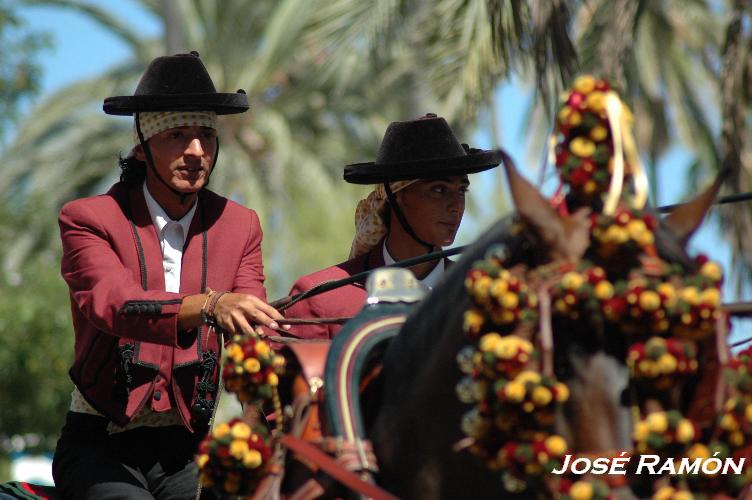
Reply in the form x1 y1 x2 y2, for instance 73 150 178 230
283 114 502 340
52 52 285 499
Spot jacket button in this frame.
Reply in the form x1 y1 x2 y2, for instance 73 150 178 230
153 390 162 401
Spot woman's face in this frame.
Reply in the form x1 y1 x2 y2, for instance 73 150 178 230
394 175 469 247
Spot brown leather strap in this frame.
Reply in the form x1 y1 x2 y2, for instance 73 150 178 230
279 317 352 325
280 435 397 500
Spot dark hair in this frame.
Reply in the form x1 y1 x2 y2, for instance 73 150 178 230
118 153 147 184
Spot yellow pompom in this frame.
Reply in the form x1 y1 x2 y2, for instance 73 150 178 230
720 413 738 431
463 309 485 331
231 422 252 440
700 261 723 281
700 288 721 307
657 282 676 302
687 443 709 460
636 230 655 246
605 225 629 244
647 412 668 433
545 435 568 456
243 449 263 469
585 91 607 114
639 291 661 311
243 358 261 374
680 287 700 306
554 383 570 402
532 386 552 406
570 137 596 158
501 292 519 309
227 344 244 364
594 281 614 300
267 373 279 387
569 480 594 500
230 439 250 459
501 310 515 323
558 105 573 124
479 333 502 353
730 431 745 447
633 421 649 441
657 354 677 374
494 337 518 360
573 75 596 94
197 453 209 468
562 272 585 290
676 419 695 443
213 422 231 439
516 370 542 385
254 341 270 357
272 355 286 371
590 125 608 141
504 381 526 402
627 219 647 239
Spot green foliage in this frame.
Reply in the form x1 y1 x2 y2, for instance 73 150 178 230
0 249 73 460
0 4 49 142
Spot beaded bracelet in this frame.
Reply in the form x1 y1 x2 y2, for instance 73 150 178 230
202 290 229 329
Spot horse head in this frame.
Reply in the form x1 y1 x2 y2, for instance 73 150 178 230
370 76 743 500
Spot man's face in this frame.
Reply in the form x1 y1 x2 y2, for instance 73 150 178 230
395 174 469 247
136 125 218 193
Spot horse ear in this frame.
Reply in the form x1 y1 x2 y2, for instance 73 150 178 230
664 169 728 243
501 151 590 262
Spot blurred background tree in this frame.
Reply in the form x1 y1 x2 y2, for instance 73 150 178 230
0 0 750 479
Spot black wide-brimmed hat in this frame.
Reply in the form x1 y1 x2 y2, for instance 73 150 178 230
103 51 248 116
344 114 503 184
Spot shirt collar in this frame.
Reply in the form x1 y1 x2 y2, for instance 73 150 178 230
382 240 445 290
142 182 197 237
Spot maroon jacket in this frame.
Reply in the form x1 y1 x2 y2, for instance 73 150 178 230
284 243 452 340
59 182 266 430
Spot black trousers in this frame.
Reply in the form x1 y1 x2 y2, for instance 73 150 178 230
52 412 217 500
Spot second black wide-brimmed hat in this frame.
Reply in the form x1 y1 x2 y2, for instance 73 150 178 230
103 51 248 116
344 114 503 184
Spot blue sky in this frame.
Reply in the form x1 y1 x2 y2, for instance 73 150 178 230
16 1 750 344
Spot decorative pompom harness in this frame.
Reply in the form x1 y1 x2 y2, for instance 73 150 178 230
456 76 750 498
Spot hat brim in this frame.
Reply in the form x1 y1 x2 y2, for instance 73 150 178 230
343 149 503 184
103 93 249 116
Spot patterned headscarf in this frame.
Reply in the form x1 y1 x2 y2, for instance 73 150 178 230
349 180 418 259
133 111 217 145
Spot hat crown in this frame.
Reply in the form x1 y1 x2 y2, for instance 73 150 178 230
134 52 217 96
376 115 466 165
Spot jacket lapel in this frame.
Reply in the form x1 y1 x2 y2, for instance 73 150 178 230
180 195 204 295
128 186 166 292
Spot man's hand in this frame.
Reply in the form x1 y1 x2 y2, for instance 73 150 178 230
212 293 287 335
178 292 288 335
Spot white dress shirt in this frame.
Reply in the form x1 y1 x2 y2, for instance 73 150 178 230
382 240 445 290
142 182 197 292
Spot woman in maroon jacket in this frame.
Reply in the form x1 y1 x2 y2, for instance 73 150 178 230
283 114 502 340
52 52 284 499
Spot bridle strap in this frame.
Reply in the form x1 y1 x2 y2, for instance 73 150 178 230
271 245 467 311
279 435 397 500
383 182 434 252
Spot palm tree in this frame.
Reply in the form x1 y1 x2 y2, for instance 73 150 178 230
2 0 399 297
2 0 583 297
716 2 752 289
